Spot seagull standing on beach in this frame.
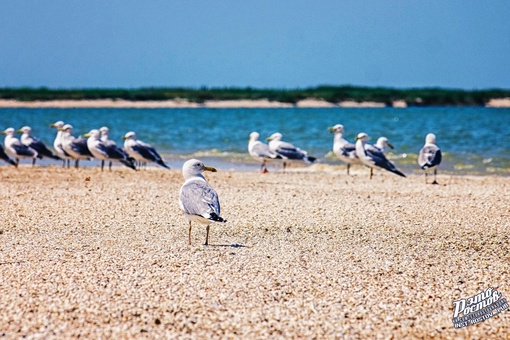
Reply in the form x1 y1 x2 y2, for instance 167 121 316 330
355 132 406 179
418 133 442 184
99 126 118 169
374 137 394 154
248 131 281 173
84 129 136 171
266 132 317 171
59 124 93 168
18 126 61 165
179 159 226 246
2 127 38 167
328 124 359 175
0 144 16 166
122 131 169 169
50 121 73 168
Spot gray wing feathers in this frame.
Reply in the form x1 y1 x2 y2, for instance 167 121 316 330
180 181 220 218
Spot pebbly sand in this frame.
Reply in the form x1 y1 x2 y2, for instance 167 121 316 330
0 164 509 338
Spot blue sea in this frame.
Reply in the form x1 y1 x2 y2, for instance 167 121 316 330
1 107 509 175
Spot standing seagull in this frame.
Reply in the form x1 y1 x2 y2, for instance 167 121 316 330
0 144 16 166
2 127 39 167
59 124 93 168
18 126 61 165
50 121 73 168
418 133 442 184
374 137 394 154
248 131 281 173
99 126 118 169
84 129 136 171
328 124 359 175
266 132 317 171
179 159 226 246
122 131 169 169
355 132 406 179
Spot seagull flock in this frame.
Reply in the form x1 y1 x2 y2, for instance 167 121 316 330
1 121 170 171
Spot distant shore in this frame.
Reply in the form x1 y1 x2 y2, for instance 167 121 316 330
1 98 509 109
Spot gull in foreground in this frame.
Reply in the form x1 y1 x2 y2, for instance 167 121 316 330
84 129 136 171
2 127 38 166
122 131 169 169
18 126 61 165
418 133 442 184
50 121 73 168
374 137 394 154
0 144 16 166
266 132 317 171
355 132 406 179
248 131 281 173
328 124 359 175
59 124 93 168
179 159 226 245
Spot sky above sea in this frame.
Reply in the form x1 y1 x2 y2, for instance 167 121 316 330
1 1 509 90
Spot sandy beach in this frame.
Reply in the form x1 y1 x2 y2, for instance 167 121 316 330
1 165 509 338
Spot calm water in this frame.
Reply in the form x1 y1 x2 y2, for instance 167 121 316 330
1 107 509 175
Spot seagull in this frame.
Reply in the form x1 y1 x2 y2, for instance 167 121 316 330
328 124 359 175
59 124 93 168
99 126 117 169
248 131 281 173
50 121 73 168
179 159 226 245
0 144 16 166
2 127 39 167
418 133 442 184
18 126 61 165
266 132 317 171
84 129 136 171
355 132 406 179
122 131 169 169
374 137 394 154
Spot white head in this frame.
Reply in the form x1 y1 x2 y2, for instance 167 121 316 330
1 127 15 137
18 126 32 135
249 131 260 142
266 132 283 141
84 129 101 140
99 126 110 136
182 159 217 180
328 124 345 134
425 133 437 145
356 132 369 143
122 131 137 141
376 136 394 150
50 121 65 129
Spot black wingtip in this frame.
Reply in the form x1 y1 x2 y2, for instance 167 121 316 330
157 160 170 169
210 212 227 223
394 169 406 177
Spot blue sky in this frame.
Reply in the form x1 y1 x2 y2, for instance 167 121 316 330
1 1 509 89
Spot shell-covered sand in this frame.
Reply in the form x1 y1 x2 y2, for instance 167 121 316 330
1 165 509 338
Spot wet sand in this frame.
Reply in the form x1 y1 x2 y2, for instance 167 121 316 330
1 165 509 338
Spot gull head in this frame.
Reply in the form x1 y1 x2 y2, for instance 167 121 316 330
99 126 110 136
266 132 282 141
249 131 260 142
1 127 15 136
356 132 369 143
328 124 344 134
182 159 217 180
376 137 394 150
50 121 64 129
425 133 437 145
18 126 32 135
59 124 74 133
122 131 137 140
84 129 101 140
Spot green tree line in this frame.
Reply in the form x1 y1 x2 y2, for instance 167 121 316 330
0 86 509 106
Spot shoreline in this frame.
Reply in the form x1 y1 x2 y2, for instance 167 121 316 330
0 98 509 108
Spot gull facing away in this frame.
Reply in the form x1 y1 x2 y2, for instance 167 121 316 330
2 127 38 167
122 131 169 169
84 129 136 171
266 132 317 171
50 121 73 168
179 159 226 246
0 144 16 166
418 133 442 184
374 137 394 154
18 126 61 165
248 131 281 173
328 124 359 175
99 126 119 169
355 132 406 179
59 124 93 168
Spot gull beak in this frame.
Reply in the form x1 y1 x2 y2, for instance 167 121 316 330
1 131 6 135
58 128 65 131
122 136 127 140
83 133 90 138
388 143 394 150
50 124 56 127
266 137 272 141
17 129 23 133
328 126 335 133
204 166 217 172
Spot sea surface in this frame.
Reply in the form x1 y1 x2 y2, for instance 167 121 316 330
1 107 509 175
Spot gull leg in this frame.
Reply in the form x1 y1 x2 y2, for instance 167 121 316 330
109 161 112 171
75 160 80 169
32 158 36 167
347 163 350 175
425 172 428 184
204 225 210 246
15 158 19 168
432 168 439 185
370 167 373 179
101 160 104 172
188 221 192 245
283 162 287 173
